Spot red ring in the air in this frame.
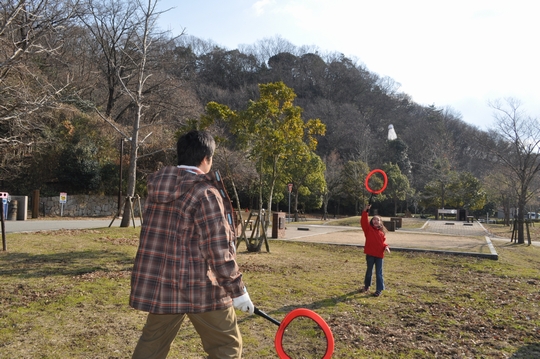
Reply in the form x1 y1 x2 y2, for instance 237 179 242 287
365 169 388 195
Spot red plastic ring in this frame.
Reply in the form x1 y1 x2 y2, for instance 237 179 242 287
365 169 388 195
274 308 334 359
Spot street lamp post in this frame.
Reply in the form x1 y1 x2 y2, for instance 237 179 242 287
287 183 293 223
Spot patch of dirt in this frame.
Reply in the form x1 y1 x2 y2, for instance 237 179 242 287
95 235 139 246
32 228 102 236
1 282 73 307
76 269 131 281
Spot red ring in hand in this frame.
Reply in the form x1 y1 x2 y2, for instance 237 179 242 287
365 169 388 195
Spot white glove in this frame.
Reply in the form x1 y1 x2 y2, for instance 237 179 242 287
232 291 254 315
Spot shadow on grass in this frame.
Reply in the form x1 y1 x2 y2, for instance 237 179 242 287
0 250 134 278
510 343 540 358
243 290 359 324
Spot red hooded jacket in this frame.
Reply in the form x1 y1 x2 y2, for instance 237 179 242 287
360 210 389 258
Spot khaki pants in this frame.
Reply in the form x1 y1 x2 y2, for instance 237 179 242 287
132 307 242 359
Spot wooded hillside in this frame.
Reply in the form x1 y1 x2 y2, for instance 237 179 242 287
1 0 537 219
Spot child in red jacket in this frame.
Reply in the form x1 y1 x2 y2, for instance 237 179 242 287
360 204 390 297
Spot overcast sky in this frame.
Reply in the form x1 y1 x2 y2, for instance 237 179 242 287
156 0 540 131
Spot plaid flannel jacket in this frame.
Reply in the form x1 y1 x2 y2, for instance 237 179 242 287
129 166 245 313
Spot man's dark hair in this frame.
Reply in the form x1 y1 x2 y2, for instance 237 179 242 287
176 130 216 166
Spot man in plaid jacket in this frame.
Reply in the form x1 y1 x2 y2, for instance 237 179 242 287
130 130 254 359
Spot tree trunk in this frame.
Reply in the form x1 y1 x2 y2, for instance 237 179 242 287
120 115 140 227
120 138 137 227
516 196 526 244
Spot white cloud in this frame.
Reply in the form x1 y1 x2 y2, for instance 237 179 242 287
252 0 274 16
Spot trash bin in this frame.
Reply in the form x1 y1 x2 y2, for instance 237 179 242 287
383 220 395 232
10 195 28 220
2 201 7 220
8 200 17 220
272 212 286 238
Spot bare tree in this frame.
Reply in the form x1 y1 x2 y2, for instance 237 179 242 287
117 0 164 227
483 165 515 226
239 35 298 64
77 0 139 118
78 0 190 226
0 0 77 181
487 98 540 244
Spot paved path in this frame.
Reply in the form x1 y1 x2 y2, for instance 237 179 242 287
2 218 141 233
3 217 484 237
281 219 490 241
284 219 483 237
277 219 503 259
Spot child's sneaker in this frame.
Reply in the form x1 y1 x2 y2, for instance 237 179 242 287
360 286 370 293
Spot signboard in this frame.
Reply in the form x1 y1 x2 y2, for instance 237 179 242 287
59 192 67 217
0 192 8 204
287 183 293 193
0 192 8 220
438 209 456 214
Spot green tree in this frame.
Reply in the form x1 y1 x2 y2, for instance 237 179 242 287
423 167 486 216
421 157 455 210
237 81 324 211
385 138 412 178
200 102 259 246
285 148 326 221
58 146 101 193
341 159 370 214
383 163 411 216
446 172 486 211
205 82 325 251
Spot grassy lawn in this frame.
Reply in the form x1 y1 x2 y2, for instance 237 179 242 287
1 224 539 358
